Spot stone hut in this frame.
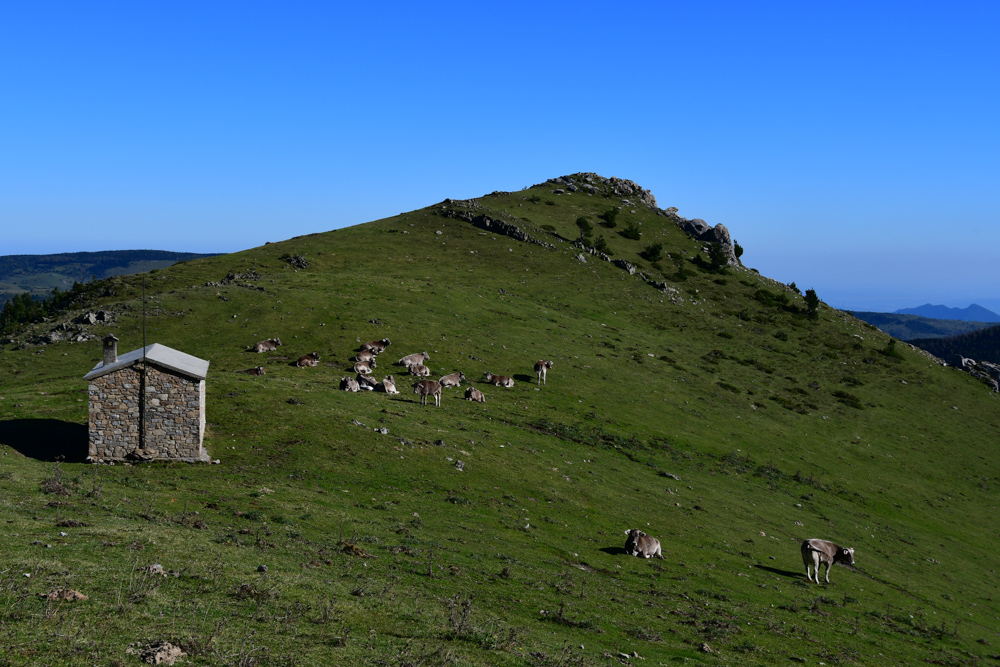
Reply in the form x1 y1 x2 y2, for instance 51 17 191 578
85 335 210 462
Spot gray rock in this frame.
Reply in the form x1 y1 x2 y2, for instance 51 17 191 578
613 259 637 275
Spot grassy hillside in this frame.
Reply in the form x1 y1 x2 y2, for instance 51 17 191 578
850 311 996 341
1 174 999 666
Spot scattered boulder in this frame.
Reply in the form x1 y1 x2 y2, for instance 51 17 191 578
42 588 88 602
285 254 309 269
127 640 186 665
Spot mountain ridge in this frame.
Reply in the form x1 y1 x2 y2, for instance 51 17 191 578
895 302 1000 322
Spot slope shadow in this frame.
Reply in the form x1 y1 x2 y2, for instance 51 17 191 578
754 564 803 579
599 546 628 556
513 374 534 383
0 419 88 462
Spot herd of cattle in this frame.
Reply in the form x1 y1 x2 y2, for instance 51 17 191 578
244 336 554 407
244 337 854 583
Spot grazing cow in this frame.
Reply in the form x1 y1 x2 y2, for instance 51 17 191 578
354 360 376 375
484 372 514 387
361 338 391 354
251 338 282 353
376 375 399 394
239 366 266 376
412 380 442 406
399 352 430 368
439 371 466 388
355 350 376 363
801 539 855 584
624 529 663 559
464 387 485 403
296 352 320 367
534 360 554 385
356 373 378 391
409 363 431 377
339 376 360 392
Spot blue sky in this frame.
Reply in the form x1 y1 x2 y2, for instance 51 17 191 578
2 2 997 312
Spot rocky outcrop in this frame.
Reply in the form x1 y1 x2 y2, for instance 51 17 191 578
680 219 739 267
439 209 555 250
957 356 1000 393
543 173 658 209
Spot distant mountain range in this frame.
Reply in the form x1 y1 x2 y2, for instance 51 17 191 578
895 303 1000 322
0 250 220 303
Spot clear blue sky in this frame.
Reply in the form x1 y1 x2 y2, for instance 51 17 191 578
2 2 998 313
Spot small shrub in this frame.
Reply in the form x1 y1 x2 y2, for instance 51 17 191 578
832 390 864 409
598 208 619 228
788 282 801 295
774 330 789 341
592 235 611 254
717 330 734 339
575 217 593 241
639 243 663 262
620 222 641 240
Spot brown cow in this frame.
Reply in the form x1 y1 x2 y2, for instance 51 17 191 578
534 360 554 385
239 366 266 376
251 338 282 353
399 352 430 368
376 375 399 394
412 380 442 406
361 338 391 354
801 539 855 584
624 529 663 559
296 352 320 367
439 371 466 388
484 372 514 387
409 363 431 377
354 360 376 375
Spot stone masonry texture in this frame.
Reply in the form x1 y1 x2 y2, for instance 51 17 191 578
88 363 206 461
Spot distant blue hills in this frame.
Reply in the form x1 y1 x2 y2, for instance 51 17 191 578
894 303 1000 323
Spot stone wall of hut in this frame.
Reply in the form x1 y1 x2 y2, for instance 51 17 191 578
88 363 206 461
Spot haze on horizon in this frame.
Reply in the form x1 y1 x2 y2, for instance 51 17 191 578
2 2 997 314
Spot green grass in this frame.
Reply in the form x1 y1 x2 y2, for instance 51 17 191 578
1 174 999 665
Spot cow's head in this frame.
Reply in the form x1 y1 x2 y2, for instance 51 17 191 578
837 547 855 566
624 529 646 555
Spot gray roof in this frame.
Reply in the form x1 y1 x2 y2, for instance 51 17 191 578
84 343 209 381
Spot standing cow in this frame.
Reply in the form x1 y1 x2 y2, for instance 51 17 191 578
801 539 855 584
534 360 553 385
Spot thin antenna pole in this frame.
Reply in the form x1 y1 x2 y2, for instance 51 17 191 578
140 275 147 451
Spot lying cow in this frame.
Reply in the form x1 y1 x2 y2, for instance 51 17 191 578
413 380 442 406
624 529 663 559
534 360 553 385
464 387 485 403
376 375 399 394
251 338 282 353
801 538 855 584
296 352 320 367
339 376 360 392
439 371 466 388
361 338 391 354
484 372 514 387
356 373 378 391
354 360 376 375
399 352 430 368
239 366 266 376
355 350 376 363
409 363 431 377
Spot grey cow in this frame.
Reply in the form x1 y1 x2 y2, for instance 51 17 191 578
801 538 855 584
624 529 663 559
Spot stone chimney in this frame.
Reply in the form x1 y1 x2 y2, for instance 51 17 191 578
103 334 119 366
